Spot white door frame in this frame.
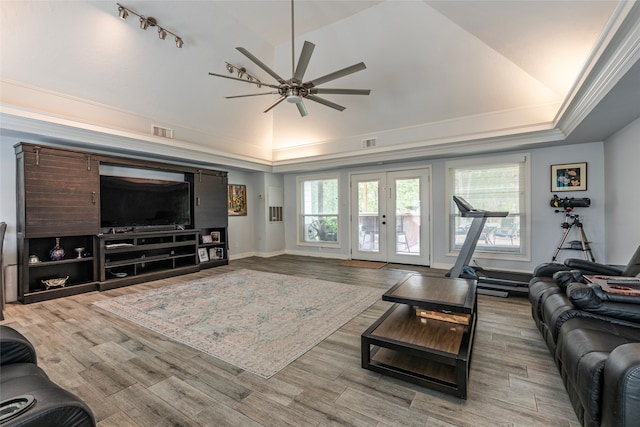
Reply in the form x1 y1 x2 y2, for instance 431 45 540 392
350 168 431 265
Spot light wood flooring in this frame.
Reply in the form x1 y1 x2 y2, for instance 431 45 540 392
1 255 579 426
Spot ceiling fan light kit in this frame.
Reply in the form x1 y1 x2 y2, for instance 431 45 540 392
116 3 184 48
208 0 370 117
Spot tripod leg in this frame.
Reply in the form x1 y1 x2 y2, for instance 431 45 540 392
577 222 596 262
552 223 573 262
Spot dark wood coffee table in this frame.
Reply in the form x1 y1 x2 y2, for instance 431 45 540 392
361 274 477 399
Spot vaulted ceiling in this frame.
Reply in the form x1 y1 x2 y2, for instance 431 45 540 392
1 1 639 171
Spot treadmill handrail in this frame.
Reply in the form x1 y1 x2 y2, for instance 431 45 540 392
453 196 508 218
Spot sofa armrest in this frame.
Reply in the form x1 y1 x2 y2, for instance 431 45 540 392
601 343 640 427
564 258 624 276
0 326 37 366
533 263 570 278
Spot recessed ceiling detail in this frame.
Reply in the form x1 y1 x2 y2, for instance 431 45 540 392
0 0 635 170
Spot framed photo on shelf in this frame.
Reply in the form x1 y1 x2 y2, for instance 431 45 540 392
197 248 209 262
228 184 247 216
551 162 587 192
211 231 221 243
201 234 213 244
215 247 224 260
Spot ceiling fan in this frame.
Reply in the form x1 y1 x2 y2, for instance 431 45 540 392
208 0 370 117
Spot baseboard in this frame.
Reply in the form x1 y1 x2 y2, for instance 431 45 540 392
284 249 350 260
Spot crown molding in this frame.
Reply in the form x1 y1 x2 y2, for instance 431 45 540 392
557 1 640 135
0 106 273 172
272 128 565 173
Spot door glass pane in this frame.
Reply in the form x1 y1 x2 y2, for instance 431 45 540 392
395 178 420 255
358 181 379 252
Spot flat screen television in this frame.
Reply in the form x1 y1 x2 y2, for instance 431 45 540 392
100 175 191 229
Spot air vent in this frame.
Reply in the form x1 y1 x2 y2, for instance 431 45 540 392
361 138 376 148
152 125 174 139
269 206 283 222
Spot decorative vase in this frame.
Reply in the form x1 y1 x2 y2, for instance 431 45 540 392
50 237 65 261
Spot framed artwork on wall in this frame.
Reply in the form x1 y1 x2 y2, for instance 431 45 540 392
551 162 587 192
228 184 247 216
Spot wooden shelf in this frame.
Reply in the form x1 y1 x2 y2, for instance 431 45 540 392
16 142 229 303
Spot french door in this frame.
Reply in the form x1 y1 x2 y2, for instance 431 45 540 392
350 169 430 264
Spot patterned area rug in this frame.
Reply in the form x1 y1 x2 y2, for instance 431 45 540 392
94 269 381 378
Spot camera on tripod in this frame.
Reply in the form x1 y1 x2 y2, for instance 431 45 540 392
550 194 590 212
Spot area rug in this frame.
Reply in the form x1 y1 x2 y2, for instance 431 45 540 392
93 269 381 378
340 260 387 269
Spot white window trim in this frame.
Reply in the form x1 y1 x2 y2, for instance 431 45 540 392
296 173 341 248
445 153 531 262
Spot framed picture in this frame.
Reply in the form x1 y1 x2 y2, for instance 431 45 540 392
201 234 213 244
551 162 587 192
197 248 209 262
211 231 221 243
208 248 217 260
228 184 247 216
215 247 224 260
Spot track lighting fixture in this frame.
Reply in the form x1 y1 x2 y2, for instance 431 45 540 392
224 62 262 88
116 3 184 48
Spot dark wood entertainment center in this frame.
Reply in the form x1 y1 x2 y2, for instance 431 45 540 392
15 142 229 303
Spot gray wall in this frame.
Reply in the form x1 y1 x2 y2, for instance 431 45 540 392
604 117 640 264
283 141 607 273
1 123 637 302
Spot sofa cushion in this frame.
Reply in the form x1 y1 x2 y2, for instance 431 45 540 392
0 327 37 365
567 282 640 323
556 319 640 425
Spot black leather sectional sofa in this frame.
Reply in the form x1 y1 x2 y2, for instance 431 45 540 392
0 325 95 426
529 252 640 427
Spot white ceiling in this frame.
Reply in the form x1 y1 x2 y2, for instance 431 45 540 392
1 1 639 171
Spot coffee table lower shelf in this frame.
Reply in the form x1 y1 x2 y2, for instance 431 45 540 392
361 303 476 399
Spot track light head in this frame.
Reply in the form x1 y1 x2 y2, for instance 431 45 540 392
118 5 128 20
140 16 157 30
175 37 184 48
158 28 167 40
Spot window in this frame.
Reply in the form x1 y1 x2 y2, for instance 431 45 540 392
447 154 529 257
298 176 339 245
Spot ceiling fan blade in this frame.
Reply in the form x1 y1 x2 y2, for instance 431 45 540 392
296 101 308 117
263 96 286 113
306 94 346 112
208 72 280 89
310 88 371 95
237 47 286 84
225 92 278 99
293 41 315 84
304 62 367 88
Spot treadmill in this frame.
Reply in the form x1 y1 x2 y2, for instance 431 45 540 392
449 196 530 297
